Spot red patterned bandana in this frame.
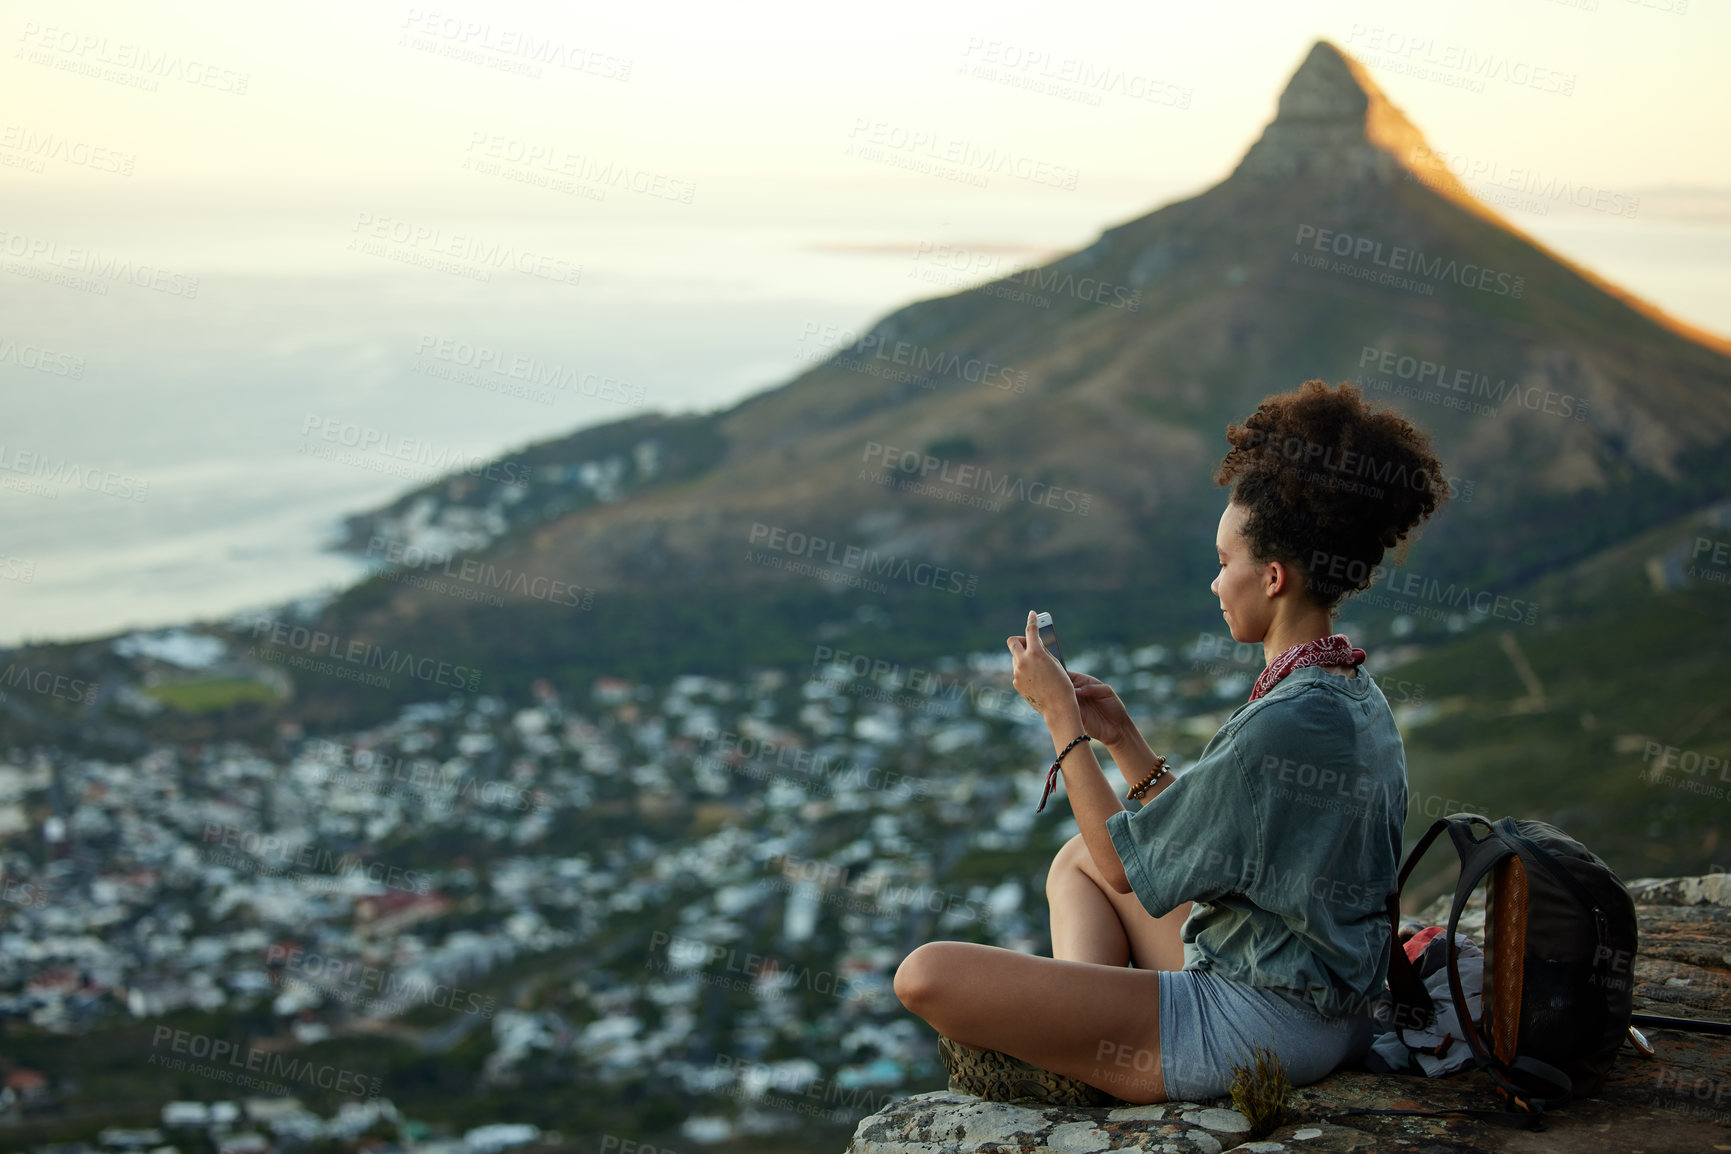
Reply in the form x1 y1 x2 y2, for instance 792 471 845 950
1249 634 1366 701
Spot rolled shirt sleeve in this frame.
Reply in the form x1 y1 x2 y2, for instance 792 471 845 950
1106 728 1263 918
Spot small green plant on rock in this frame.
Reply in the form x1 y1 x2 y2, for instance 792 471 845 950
1228 1043 1292 1139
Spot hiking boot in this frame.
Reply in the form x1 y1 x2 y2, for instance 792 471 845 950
937 1034 1125 1107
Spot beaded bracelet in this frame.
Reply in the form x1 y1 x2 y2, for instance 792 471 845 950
1034 733 1092 813
1126 755 1170 802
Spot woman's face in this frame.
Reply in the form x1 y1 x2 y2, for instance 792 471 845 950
1211 501 1274 643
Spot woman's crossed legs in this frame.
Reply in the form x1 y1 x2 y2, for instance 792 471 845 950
893 834 1192 1104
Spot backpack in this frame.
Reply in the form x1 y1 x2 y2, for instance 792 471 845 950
1379 814 1640 1120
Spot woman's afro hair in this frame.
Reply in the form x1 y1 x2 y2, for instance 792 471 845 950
1214 379 1450 612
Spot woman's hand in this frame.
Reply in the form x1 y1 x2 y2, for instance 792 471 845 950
1007 611 1082 730
1068 671 1135 748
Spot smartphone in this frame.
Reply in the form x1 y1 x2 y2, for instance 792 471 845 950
1035 611 1066 669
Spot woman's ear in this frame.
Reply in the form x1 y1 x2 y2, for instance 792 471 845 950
1263 558 1288 598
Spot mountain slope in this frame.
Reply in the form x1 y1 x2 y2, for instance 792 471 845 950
306 38 1731 713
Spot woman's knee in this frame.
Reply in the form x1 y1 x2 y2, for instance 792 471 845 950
1046 833 1091 899
894 941 962 1014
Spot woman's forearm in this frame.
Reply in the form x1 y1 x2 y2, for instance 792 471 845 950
1104 726 1163 792
1046 720 1133 893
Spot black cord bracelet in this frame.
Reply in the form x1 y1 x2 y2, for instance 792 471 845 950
1035 733 1092 814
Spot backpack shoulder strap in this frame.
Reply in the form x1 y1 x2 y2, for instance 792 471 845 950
1382 817 1458 1030
1384 815 1500 1033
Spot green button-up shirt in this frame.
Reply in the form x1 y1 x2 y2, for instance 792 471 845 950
1105 664 1407 1018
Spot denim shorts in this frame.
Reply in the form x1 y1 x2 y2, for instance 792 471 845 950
1157 968 1373 1101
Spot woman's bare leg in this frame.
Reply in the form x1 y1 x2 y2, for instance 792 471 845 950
895 941 1168 1103
1046 833 1191 971
889 836 1199 1102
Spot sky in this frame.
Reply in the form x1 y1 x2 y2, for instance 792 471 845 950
7 0 1728 368
7 0 1727 223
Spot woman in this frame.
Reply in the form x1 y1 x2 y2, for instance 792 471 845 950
893 379 1450 1105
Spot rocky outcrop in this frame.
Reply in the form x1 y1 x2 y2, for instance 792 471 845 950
845 875 1731 1153
1230 41 1462 198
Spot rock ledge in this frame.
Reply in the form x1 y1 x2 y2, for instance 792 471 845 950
845 875 1731 1153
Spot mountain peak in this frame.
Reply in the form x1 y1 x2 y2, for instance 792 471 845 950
1229 40 1728 354
1231 40 1468 199
1273 39 1375 125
